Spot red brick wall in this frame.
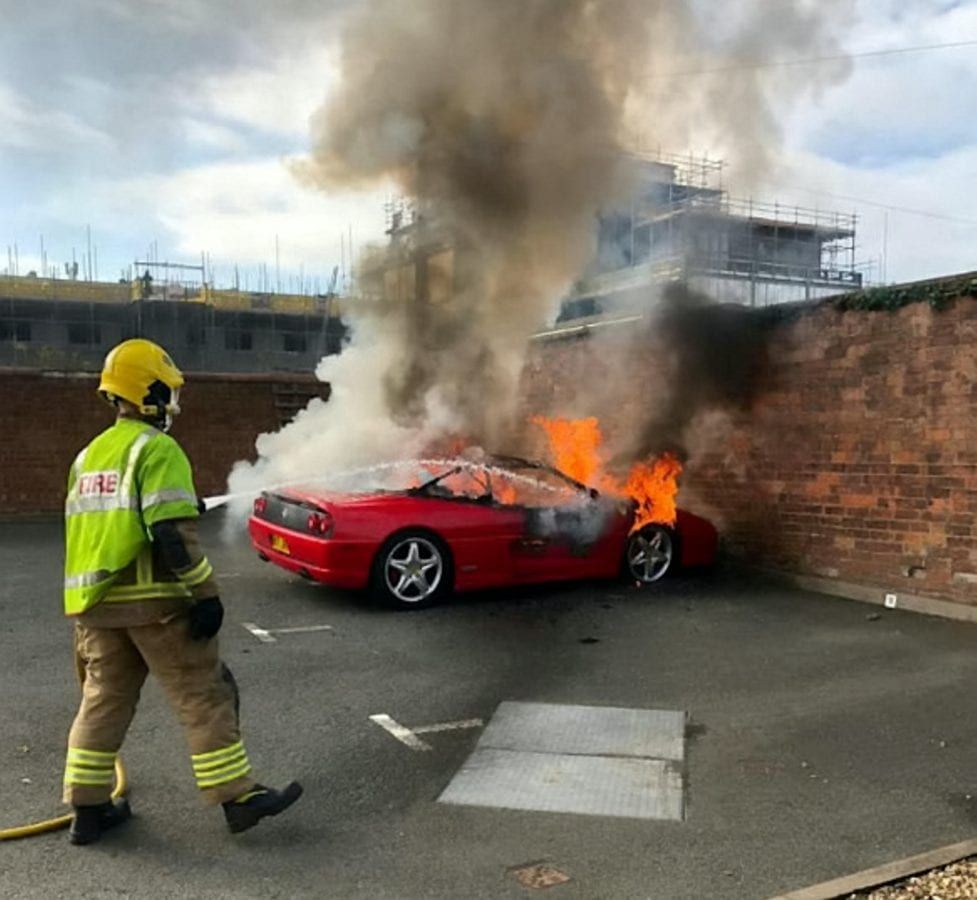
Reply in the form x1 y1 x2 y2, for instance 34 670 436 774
0 371 329 515
523 297 977 609
6 295 977 610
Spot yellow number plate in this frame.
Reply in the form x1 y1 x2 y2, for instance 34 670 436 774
270 534 291 555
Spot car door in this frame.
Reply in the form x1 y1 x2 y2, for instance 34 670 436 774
402 467 527 591
516 499 621 582
489 466 611 583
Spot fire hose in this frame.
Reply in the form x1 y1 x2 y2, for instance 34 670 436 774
0 758 127 842
0 639 131 842
0 663 236 841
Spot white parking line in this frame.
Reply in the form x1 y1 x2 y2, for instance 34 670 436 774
272 625 334 635
413 718 484 734
369 714 432 752
241 622 334 643
369 715 484 751
242 622 276 643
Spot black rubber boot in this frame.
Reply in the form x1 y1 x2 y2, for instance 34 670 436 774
222 782 303 834
68 798 132 846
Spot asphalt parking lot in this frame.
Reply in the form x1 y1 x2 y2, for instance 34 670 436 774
2 514 977 899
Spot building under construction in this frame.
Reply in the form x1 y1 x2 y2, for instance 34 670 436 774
558 153 862 321
0 153 864 371
365 152 864 322
0 268 345 373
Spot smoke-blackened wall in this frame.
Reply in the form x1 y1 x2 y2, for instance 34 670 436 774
523 290 977 613
519 283 772 471
632 284 770 461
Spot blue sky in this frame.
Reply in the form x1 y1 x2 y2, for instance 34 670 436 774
2 0 976 292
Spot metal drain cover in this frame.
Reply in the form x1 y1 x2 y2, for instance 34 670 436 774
438 702 686 821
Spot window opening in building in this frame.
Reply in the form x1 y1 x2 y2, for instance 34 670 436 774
283 332 307 353
0 321 31 341
225 330 253 351
67 322 101 345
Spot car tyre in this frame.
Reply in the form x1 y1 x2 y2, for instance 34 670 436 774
625 524 679 584
370 530 453 610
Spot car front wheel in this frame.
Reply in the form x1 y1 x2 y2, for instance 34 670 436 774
371 530 452 609
625 524 677 584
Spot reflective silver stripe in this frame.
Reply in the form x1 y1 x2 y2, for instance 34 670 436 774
67 748 116 764
142 488 197 510
103 584 191 602
65 428 157 518
121 431 155 497
180 557 213 587
71 447 88 479
65 495 140 516
136 546 153 586
64 770 115 786
64 569 114 590
65 448 89 513
191 742 252 789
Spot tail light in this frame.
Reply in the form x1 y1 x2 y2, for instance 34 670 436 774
253 495 268 516
306 511 334 537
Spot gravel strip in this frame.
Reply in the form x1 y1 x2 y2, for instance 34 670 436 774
849 858 977 899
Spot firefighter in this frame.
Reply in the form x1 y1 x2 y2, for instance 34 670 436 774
62 338 302 845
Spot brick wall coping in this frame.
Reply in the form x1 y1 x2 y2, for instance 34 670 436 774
0 367 324 385
530 270 977 346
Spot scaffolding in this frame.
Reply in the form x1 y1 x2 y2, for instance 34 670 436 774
565 151 863 315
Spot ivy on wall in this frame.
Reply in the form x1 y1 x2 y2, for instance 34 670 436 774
832 275 977 313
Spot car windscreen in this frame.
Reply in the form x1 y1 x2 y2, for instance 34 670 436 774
304 460 486 496
484 464 588 508
292 458 590 508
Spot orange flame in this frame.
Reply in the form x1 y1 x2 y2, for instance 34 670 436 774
528 415 603 486
424 434 469 458
494 482 519 505
623 453 682 529
531 415 681 530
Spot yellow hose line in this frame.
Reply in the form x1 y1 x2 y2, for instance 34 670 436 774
0 758 127 842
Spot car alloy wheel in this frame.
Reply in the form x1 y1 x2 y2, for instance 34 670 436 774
626 524 675 583
383 535 445 605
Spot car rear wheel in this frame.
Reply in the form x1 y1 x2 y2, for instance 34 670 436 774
625 524 677 584
371 530 453 609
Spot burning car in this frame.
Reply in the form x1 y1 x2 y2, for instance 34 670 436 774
247 454 718 609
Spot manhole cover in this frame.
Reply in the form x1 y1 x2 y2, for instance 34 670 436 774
509 862 571 890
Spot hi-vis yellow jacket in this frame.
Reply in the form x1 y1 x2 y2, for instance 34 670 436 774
64 418 212 616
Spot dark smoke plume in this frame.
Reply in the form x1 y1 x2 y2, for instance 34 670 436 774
296 0 851 444
229 0 853 503
299 0 659 447
630 283 771 462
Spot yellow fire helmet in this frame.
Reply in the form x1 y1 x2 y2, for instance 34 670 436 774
99 338 185 428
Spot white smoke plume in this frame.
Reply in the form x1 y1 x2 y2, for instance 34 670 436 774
228 0 853 505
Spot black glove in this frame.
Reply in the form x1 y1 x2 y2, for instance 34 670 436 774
188 597 224 641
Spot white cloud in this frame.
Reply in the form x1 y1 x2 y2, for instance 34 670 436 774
0 82 113 152
181 118 250 154
40 157 390 284
185 41 341 139
5 0 977 292
787 3 977 164
773 144 977 284
752 0 977 284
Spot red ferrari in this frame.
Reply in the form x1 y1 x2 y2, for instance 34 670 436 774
247 455 718 609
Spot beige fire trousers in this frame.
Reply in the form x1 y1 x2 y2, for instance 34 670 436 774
64 619 256 807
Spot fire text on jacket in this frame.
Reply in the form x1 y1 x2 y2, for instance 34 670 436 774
78 471 120 496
